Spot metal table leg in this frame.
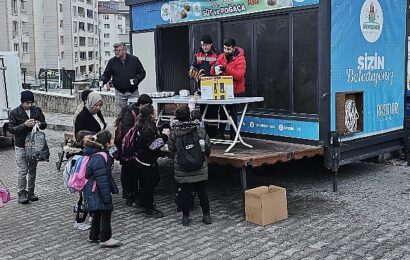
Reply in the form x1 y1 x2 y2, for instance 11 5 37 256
222 104 252 153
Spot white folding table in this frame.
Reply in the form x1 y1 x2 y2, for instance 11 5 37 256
154 96 264 153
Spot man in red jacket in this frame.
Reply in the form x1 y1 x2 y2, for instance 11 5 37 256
211 38 246 140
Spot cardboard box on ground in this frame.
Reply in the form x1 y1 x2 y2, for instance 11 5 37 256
200 76 234 100
245 185 288 226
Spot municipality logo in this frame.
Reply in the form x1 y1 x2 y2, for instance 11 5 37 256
360 0 383 43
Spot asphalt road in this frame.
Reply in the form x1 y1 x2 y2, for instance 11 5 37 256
0 128 409 259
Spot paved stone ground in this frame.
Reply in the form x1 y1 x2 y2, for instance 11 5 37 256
0 122 410 259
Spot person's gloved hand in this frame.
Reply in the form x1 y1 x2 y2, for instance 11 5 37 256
214 65 223 75
188 68 198 79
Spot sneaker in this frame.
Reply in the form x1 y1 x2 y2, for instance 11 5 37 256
203 213 212 224
88 238 99 243
28 191 39 201
100 238 121 248
144 208 164 218
18 190 30 204
182 215 190 226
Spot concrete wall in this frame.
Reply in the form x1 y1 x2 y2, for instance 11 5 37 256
32 89 117 117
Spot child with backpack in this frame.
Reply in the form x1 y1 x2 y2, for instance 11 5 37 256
82 130 120 247
114 94 152 206
134 104 168 218
168 105 212 226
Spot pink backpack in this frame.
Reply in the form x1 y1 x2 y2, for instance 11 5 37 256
68 152 108 191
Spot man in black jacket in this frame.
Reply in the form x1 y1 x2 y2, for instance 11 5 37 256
8 90 47 204
100 42 146 113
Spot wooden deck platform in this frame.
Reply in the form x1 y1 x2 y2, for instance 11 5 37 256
207 137 324 191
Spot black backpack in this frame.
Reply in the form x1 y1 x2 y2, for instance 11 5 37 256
175 129 205 171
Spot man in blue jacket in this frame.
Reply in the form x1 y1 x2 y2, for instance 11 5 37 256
8 90 47 204
100 42 146 113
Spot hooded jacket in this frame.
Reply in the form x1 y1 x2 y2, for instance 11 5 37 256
168 120 211 183
82 139 118 212
101 53 146 94
8 105 47 148
211 47 246 94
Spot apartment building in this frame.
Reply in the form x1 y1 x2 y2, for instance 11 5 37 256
0 0 100 84
98 0 129 73
0 0 31 80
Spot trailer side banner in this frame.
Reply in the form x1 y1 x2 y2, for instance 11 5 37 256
330 0 407 140
132 0 319 31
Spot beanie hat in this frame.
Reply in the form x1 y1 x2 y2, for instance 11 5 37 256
175 105 190 121
200 35 213 44
21 90 34 103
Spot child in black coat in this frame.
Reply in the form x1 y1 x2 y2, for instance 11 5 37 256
134 104 168 218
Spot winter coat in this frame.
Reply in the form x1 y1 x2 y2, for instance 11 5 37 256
168 120 211 183
100 53 146 94
134 126 168 165
8 105 47 148
211 47 246 94
83 142 118 212
191 48 219 76
74 107 106 136
114 104 139 149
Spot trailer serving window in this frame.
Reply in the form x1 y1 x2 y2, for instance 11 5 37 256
157 8 318 117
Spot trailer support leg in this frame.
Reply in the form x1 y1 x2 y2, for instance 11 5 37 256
240 166 248 217
332 168 338 192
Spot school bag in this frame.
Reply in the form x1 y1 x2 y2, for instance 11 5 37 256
175 129 205 171
119 127 138 161
68 152 108 192
25 124 50 161
114 108 137 160
63 154 82 192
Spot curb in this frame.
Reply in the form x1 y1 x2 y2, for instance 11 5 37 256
47 124 73 132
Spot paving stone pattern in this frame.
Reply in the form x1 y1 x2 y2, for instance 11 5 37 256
0 127 409 259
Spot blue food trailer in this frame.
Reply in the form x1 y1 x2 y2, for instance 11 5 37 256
125 0 409 190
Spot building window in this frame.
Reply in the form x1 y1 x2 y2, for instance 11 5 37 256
78 7 85 17
60 20 64 28
118 16 122 20
74 36 78 47
87 23 94 33
118 25 123 34
21 0 25 11
60 36 64 44
103 33 109 38
104 24 110 29
74 52 78 62
87 9 93 18
14 43 19 52
89 64 94 73
12 21 18 37
87 0 92 4
59 3 63 12
79 37 86 46
12 0 18 15
60 51 64 59
73 6 77 17
95 25 98 34
73 22 77 33
22 42 28 53
105 51 110 56
80 65 86 74
80 52 86 61
104 42 109 47
79 22 85 31
88 51 93 60
87 37 94 47
103 14 109 20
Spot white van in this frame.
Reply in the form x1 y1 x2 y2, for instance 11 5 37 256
0 52 23 146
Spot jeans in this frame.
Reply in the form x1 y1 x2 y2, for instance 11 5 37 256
15 146 38 193
115 89 139 113
89 210 112 242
